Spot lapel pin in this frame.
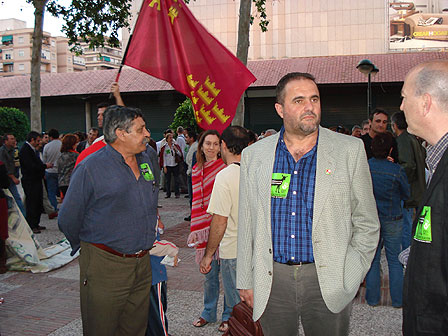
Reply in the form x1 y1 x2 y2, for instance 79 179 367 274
325 169 332 175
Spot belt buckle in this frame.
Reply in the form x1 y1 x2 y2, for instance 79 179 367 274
134 249 144 258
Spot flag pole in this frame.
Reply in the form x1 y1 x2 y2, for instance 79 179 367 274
109 0 147 98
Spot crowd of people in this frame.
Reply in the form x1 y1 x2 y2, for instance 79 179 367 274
0 59 447 336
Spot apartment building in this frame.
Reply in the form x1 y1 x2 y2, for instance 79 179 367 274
80 42 122 71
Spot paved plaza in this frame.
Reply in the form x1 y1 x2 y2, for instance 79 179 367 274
0 194 403 335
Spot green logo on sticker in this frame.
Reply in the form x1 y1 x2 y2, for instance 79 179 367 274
271 173 291 198
414 206 432 243
140 163 154 182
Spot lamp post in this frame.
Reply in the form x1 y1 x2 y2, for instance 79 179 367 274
356 59 379 119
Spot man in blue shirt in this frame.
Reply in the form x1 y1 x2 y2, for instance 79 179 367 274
237 72 380 335
59 105 158 336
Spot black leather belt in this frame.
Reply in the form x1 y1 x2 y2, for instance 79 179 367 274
390 215 403 221
285 260 313 266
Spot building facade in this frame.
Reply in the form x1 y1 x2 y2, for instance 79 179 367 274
80 42 122 71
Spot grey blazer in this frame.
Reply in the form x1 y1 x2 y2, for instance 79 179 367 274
236 126 380 321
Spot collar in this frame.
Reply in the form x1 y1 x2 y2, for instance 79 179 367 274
26 141 37 152
277 126 319 159
426 132 448 174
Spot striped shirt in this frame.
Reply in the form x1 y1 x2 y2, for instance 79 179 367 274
426 132 448 185
271 127 317 264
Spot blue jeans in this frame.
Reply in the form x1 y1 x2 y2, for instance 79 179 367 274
221 258 241 321
365 218 404 307
401 204 414 250
201 259 226 322
45 172 58 212
8 181 26 216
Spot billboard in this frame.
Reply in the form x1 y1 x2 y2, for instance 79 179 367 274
389 0 448 50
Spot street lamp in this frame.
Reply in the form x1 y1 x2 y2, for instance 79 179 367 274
357 59 379 119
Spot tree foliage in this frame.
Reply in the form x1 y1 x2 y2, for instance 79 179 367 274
45 0 132 53
0 107 31 142
169 99 201 134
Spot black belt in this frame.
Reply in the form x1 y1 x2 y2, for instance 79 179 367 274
389 215 403 221
285 260 313 266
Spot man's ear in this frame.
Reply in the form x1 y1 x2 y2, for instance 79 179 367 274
115 128 125 141
422 93 432 117
275 103 284 119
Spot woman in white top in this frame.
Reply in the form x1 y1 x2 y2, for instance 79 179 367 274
159 133 183 198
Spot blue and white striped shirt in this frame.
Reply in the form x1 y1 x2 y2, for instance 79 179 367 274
271 127 317 264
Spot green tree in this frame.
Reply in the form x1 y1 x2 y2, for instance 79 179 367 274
27 0 132 132
0 107 31 142
169 99 201 134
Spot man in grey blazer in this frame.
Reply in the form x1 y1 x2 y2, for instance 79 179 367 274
237 72 380 335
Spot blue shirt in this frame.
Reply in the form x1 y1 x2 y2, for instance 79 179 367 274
271 127 317 264
368 157 410 220
58 144 159 255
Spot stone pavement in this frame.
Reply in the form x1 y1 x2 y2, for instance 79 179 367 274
0 194 403 335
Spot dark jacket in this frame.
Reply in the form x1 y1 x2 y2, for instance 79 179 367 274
403 148 448 335
19 143 46 183
396 131 426 208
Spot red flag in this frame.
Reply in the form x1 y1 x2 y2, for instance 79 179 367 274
123 0 256 133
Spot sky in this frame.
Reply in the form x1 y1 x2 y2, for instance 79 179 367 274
0 0 73 36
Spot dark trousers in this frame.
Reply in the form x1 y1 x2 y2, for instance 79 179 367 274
146 281 168 336
260 262 352 336
22 179 43 229
187 174 193 208
79 241 152 336
165 165 180 197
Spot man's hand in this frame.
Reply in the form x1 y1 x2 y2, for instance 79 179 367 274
46 163 53 169
173 255 179 267
163 167 167 174
110 82 125 106
239 289 254 308
199 255 212 274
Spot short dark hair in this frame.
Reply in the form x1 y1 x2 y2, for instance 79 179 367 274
26 131 41 142
103 105 144 144
246 129 257 144
2 133 14 142
391 111 408 130
369 108 389 121
185 128 197 141
48 128 59 139
89 127 100 133
276 72 316 104
371 132 394 159
220 126 250 155
361 120 370 128
97 101 110 109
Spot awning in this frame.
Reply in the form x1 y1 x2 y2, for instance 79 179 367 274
2 35 13 43
101 56 111 62
3 62 14 65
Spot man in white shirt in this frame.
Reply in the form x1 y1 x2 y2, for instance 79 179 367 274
184 128 198 221
199 126 251 333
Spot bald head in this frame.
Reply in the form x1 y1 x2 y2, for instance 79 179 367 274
408 60 448 112
401 60 448 145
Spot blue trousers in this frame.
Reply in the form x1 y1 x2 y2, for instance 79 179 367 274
45 172 58 212
8 181 25 216
365 218 404 307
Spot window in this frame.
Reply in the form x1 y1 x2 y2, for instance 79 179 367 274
51 65 56 73
51 53 56 60
5 64 13 72
51 40 55 46
18 50 25 57
18 64 24 71
4 53 12 60
18 36 24 44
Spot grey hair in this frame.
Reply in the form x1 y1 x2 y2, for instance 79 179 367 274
103 105 144 144
352 125 361 132
414 62 448 110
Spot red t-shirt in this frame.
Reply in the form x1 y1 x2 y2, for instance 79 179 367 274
74 140 106 167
